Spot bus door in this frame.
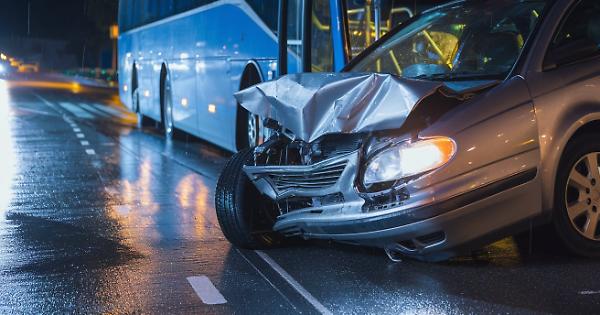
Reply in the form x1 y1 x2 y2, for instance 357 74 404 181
278 0 337 75
278 0 445 75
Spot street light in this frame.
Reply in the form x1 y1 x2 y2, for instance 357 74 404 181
109 25 119 72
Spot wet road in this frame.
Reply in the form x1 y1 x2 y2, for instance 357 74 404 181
1 75 599 314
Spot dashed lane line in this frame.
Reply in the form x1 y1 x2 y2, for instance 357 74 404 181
186 276 227 305
85 149 96 155
76 133 85 139
80 140 90 146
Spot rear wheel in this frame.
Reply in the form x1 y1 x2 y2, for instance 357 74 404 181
161 71 174 139
215 148 283 249
554 134 600 257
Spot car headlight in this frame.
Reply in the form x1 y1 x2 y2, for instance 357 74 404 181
0 64 5 73
363 137 456 186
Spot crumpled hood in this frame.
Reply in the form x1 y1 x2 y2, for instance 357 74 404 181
235 72 490 143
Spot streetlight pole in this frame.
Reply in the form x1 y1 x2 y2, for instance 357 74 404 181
27 1 31 36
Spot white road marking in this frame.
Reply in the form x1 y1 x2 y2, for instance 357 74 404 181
235 249 297 311
85 149 96 155
187 276 227 305
579 290 600 295
92 103 129 118
255 250 332 315
81 103 110 117
80 140 89 146
58 102 94 119
73 128 81 132
76 133 85 139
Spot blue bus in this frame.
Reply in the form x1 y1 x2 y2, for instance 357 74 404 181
118 0 446 151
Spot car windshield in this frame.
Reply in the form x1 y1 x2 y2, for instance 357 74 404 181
350 0 549 81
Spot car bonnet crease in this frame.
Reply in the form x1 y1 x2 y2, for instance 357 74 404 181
234 72 497 142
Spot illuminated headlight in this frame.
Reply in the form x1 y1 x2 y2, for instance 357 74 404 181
0 64 5 73
363 137 456 186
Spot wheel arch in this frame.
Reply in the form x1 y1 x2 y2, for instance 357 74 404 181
159 62 170 125
543 113 600 213
235 60 264 150
130 62 139 112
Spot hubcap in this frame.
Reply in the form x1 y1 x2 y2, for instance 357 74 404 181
164 84 174 138
565 152 600 241
247 114 272 147
247 114 258 147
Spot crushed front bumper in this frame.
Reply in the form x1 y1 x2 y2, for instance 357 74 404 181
243 141 539 261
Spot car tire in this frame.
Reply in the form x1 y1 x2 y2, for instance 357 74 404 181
554 133 600 257
215 148 283 249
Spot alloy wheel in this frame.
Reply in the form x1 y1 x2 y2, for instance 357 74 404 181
565 152 600 241
246 113 272 148
163 83 174 139
247 113 259 147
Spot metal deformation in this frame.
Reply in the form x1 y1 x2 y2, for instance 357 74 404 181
234 72 494 143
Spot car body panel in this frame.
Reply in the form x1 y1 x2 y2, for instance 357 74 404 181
231 0 600 259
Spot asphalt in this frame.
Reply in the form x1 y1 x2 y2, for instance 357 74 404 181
0 74 599 314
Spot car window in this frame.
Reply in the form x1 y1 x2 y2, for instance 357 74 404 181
350 0 548 81
552 0 600 49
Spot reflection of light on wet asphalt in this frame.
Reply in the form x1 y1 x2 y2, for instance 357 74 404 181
0 80 16 220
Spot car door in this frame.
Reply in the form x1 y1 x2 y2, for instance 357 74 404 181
525 0 600 209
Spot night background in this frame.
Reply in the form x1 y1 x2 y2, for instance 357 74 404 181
0 0 599 313
0 0 117 70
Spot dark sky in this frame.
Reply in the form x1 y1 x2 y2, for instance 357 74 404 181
0 0 118 40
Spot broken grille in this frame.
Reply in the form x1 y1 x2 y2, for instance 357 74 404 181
268 160 347 191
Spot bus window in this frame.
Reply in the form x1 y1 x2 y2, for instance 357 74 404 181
311 0 333 72
286 0 304 73
246 0 279 32
344 0 446 59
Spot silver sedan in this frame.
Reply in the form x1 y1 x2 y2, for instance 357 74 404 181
216 0 600 261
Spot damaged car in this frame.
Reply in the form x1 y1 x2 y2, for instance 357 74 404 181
216 0 600 261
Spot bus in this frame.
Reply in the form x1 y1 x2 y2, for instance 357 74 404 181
117 0 447 152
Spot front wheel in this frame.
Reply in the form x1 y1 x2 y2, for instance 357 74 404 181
132 88 152 128
554 134 600 257
215 148 283 249
238 108 271 150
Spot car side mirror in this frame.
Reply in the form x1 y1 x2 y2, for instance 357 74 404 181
543 39 599 71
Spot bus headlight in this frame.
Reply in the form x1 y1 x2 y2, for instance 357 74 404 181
363 137 456 186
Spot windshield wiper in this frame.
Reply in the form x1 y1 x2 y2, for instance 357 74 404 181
411 72 504 81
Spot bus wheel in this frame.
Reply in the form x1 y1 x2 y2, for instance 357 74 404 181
215 148 283 249
132 87 152 129
161 75 174 139
247 112 259 147
241 109 270 149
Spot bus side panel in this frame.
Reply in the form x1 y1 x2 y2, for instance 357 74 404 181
119 1 279 152
166 16 198 132
118 33 134 110
191 3 280 151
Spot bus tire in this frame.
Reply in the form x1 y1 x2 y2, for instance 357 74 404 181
132 87 151 128
160 68 174 139
132 67 153 129
215 148 283 249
